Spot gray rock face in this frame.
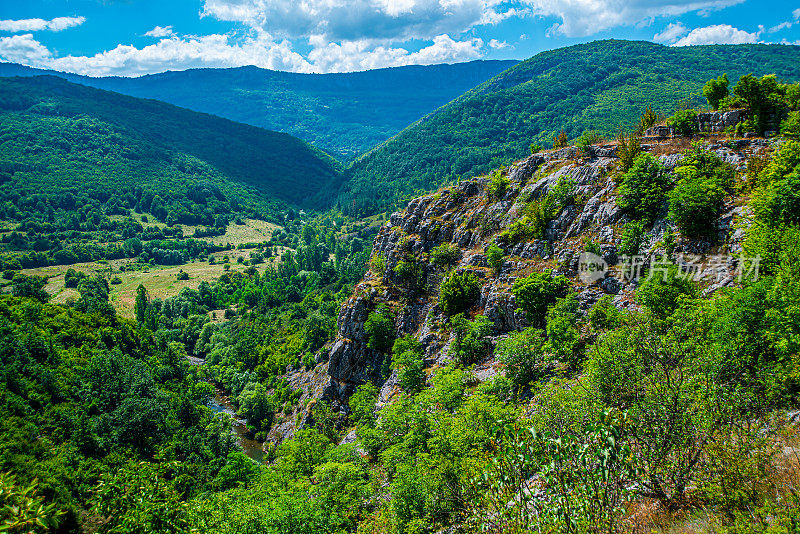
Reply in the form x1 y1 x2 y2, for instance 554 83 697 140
481 283 527 332
697 109 747 133
601 276 622 294
327 296 385 394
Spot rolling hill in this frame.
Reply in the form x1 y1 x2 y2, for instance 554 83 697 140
0 60 517 160
340 39 800 216
0 75 341 211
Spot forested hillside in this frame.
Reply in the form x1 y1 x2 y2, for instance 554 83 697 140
0 61 517 160
0 76 341 208
341 40 800 215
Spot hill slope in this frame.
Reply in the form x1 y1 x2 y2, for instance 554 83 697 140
0 61 517 160
0 75 341 209
341 39 800 215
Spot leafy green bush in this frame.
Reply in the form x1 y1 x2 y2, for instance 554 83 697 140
450 314 493 365
616 131 643 172
486 243 505 275
392 335 426 393
618 220 646 255
636 264 698 319
487 170 509 201
369 253 387 276
781 110 800 138
11 274 49 302
364 305 395 352
667 108 698 137
733 74 784 134
495 327 547 388
511 270 569 325
667 147 734 238
750 140 800 227
576 130 603 155
703 73 729 110
439 270 480 317
638 105 660 133
587 295 621 331
617 153 670 223
544 294 584 368
349 383 379 428
430 242 460 268
548 176 577 208
393 255 426 292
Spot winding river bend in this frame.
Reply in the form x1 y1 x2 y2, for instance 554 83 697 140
187 356 266 463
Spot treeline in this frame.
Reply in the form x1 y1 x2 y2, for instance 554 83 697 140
0 276 244 531
341 40 800 216
132 219 369 443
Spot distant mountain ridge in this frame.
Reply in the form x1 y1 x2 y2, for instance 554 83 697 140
0 60 518 160
341 39 800 215
0 75 341 210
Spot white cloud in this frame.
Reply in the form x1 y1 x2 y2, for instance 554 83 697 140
653 21 689 43
0 31 312 76
769 21 792 33
144 26 175 38
0 16 85 33
488 38 509 49
672 23 761 46
307 34 484 72
0 33 52 63
769 7 800 33
520 0 744 37
0 28 490 75
201 0 503 42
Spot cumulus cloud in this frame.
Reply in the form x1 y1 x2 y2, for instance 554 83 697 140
521 0 744 37
305 34 484 72
671 23 761 46
0 33 52 63
201 0 503 42
488 38 510 49
653 21 689 43
0 31 312 75
144 25 175 38
0 28 490 75
0 16 85 33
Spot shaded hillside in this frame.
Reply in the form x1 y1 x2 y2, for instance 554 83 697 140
0 61 517 160
341 39 800 215
0 76 341 208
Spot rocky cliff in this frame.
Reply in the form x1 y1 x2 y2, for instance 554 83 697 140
274 134 775 442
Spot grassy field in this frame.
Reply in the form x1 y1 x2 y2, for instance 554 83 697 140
14 218 287 318
108 213 280 246
21 250 283 318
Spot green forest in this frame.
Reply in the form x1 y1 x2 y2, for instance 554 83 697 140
0 61 517 161
342 40 800 216
3 39 800 534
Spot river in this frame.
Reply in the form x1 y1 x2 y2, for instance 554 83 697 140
187 355 266 464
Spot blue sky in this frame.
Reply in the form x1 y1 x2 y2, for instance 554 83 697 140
0 0 798 76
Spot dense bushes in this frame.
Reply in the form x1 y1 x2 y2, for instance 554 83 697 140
511 270 569 325
668 147 734 238
495 327 547 389
617 153 670 223
364 305 395 352
439 270 480 316
667 108 698 136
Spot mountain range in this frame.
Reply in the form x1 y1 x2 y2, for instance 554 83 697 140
0 60 517 160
